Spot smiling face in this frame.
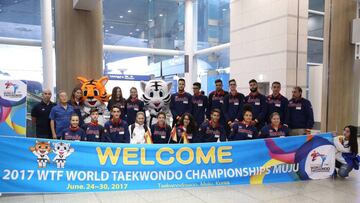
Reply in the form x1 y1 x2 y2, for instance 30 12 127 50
183 115 190 127
35 141 51 155
271 114 281 126
136 114 145 125
243 111 253 123
130 88 138 99
141 80 172 112
53 142 71 156
70 115 79 128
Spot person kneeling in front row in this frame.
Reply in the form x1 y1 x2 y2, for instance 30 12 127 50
103 105 130 143
260 112 289 138
60 114 86 141
334 125 359 178
198 108 226 142
229 105 258 141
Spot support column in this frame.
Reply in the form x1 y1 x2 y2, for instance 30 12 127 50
41 0 54 91
54 0 103 95
321 0 359 133
184 0 197 91
230 0 308 96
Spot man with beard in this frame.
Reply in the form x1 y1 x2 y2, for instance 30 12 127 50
207 79 228 127
245 79 267 130
170 78 192 127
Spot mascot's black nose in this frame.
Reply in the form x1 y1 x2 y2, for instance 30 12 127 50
87 96 94 100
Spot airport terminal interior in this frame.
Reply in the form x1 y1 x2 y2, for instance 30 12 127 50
0 0 360 202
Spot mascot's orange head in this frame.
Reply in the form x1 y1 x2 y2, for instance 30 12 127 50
77 76 110 107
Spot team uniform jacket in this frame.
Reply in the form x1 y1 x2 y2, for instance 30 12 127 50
245 92 268 124
222 92 245 123
150 124 172 144
82 122 105 142
198 120 226 142
259 124 289 138
191 93 208 127
266 94 289 124
286 98 314 129
170 92 193 120
103 119 130 143
229 121 258 141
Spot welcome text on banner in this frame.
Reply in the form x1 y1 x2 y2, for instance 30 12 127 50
0 133 335 192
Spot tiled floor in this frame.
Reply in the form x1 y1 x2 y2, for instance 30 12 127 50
1 173 360 203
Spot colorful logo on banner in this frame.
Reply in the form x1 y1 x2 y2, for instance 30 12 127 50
0 133 335 192
0 80 27 136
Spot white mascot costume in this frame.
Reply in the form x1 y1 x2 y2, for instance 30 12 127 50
141 80 173 126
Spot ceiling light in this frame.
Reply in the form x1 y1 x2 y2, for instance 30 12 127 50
105 30 109 32
119 15 123 18
159 14 163 17
128 9 132 13
136 29 140 31
129 32 133 35
110 26 114 29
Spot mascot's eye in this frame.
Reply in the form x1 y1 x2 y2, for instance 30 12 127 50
94 90 99 96
37 145 41 149
83 90 88 96
159 90 164 97
150 91 154 98
64 147 67 150
45 146 48 149
57 146 60 150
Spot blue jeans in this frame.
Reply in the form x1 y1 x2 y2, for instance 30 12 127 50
336 161 353 177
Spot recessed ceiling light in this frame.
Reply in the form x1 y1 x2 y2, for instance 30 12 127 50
129 32 133 35
222 8 227 11
110 26 114 29
136 29 140 31
159 14 163 17
119 15 123 18
128 9 132 13
105 30 109 32
148 19 153 22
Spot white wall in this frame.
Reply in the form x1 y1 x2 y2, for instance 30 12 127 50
230 0 308 97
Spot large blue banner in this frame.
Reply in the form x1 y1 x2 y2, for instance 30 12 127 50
0 133 335 192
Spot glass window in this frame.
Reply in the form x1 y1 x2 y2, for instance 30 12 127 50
308 13 324 38
104 52 184 78
197 0 230 50
0 0 41 40
0 44 43 82
103 0 185 50
307 39 323 64
309 0 324 12
197 48 229 94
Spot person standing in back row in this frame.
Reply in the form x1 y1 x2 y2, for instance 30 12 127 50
191 82 208 127
266 81 288 125
245 79 267 130
207 79 228 126
222 79 245 127
31 89 56 139
170 78 192 127
286 86 314 136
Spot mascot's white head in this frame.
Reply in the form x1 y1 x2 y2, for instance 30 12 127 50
141 80 172 114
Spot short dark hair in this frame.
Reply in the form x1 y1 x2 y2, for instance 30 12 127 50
294 86 302 93
249 79 257 84
111 105 121 112
70 113 79 120
211 108 221 115
229 79 236 84
269 112 280 120
272 81 281 86
90 108 98 114
243 104 253 115
178 78 185 83
215 79 223 84
193 82 201 89
157 112 166 118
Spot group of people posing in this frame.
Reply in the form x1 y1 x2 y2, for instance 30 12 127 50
31 78 314 144
31 78 359 177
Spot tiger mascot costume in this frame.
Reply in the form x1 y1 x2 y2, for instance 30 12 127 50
77 76 110 125
141 80 173 126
